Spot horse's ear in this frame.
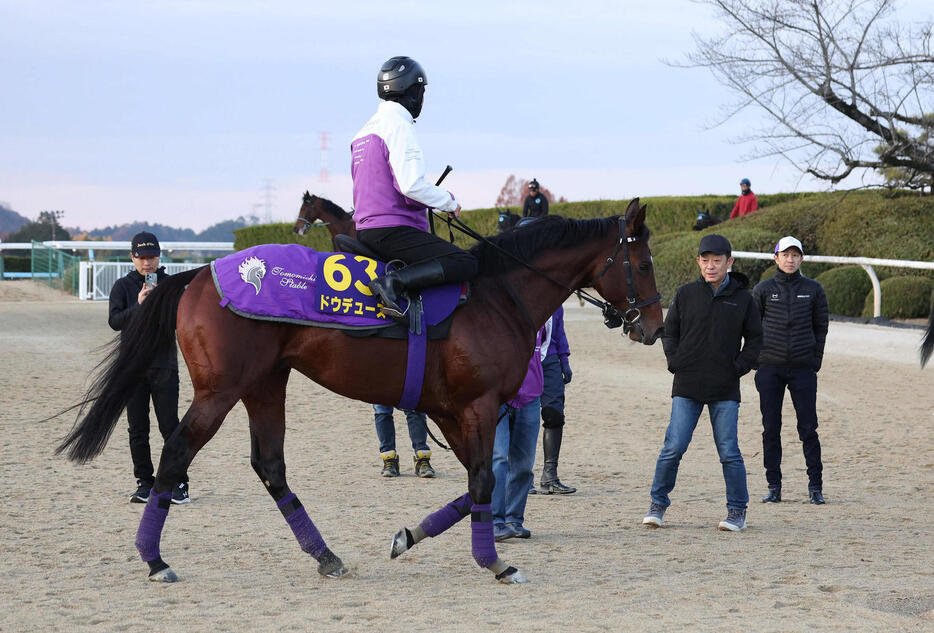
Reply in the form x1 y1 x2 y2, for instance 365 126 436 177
625 197 646 232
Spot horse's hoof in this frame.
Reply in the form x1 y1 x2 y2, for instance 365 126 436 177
494 566 528 585
148 567 178 583
317 549 349 579
390 529 409 559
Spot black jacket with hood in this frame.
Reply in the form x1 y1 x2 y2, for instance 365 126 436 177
662 272 763 403
108 266 177 369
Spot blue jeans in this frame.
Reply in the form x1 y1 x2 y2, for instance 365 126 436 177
492 399 541 527
373 404 429 454
650 396 748 510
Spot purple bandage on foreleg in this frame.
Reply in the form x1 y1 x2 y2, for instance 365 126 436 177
135 491 172 562
470 503 498 568
278 494 327 559
420 493 471 538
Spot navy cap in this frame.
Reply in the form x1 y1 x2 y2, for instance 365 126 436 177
131 232 161 257
698 234 732 256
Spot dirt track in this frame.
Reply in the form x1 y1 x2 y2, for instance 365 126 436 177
1 281 932 632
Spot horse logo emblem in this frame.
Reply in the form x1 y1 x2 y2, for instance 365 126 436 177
239 256 267 295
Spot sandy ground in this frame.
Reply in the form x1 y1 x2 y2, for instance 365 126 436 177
1 279 932 633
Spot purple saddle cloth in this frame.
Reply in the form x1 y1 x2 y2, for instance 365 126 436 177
210 244 462 329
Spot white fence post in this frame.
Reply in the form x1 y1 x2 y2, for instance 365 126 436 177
859 265 882 318
79 261 89 300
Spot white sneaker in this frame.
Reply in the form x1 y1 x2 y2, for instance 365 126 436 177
642 502 666 527
718 508 746 531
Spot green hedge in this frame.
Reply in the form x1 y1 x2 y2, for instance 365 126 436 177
815 266 872 317
1 255 31 273
861 275 934 319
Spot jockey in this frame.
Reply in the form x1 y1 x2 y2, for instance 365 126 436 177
351 55 478 320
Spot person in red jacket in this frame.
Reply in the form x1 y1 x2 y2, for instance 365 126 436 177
729 178 758 218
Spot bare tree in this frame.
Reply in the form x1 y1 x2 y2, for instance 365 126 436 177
682 0 934 189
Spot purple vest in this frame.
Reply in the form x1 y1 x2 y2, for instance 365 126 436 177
351 133 429 232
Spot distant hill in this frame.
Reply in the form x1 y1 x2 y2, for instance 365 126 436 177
79 216 255 242
0 203 30 238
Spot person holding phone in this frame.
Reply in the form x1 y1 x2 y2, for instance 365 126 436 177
108 232 191 505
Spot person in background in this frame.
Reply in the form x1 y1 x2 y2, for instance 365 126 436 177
493 318 551 542
373 405 436 478
532 304 577 495
753 236 828 505
108 232 190 505
729 178 759 219
643 234 762 532
522 179 549 218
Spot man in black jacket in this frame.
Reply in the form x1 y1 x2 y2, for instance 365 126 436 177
522 179 549 218
109 232 190 505
643 234 762 531
753 236 828 505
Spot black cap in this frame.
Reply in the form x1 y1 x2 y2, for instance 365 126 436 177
698 234 732 256
131 232 161 257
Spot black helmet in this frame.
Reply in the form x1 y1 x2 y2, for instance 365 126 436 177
528 178 540 190
377 56 427 98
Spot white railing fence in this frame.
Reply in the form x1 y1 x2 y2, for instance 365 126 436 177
78 262 207 301
732 251 934 318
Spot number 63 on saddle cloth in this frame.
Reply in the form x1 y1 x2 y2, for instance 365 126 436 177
210 244 463 330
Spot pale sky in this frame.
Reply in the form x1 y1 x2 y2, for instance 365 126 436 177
1 0 930 231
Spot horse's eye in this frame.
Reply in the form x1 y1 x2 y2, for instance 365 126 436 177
639 261 652 272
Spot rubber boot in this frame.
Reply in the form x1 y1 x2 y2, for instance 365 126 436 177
369 260 446 321
539 427 576 494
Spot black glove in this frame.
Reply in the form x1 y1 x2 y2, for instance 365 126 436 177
561 358 573 384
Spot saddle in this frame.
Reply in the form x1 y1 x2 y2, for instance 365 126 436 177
333 234 469 340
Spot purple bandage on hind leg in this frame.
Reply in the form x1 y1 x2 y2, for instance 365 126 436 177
470 503 498 568
278 493 327 559
420 493 471 537
135 491 172 562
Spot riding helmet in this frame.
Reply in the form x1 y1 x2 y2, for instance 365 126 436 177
739 178 751 186
377 56 427 97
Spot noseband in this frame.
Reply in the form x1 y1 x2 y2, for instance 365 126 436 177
579 216 661 338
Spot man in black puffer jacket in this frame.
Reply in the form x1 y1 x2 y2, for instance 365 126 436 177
752 236 829 505
109 232 190 506
643 234 762 533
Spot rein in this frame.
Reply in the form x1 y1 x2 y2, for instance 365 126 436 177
431 212 660 337
295 217 331 229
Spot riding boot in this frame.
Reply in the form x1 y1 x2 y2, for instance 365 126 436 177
539 426 577 495
369 260 446 321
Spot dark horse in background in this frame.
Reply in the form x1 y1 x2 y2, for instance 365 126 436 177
692 207 723 231
294 192 357 248
56 199 664 585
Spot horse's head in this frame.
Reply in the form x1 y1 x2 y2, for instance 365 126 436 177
294 191 317 236
589 198 664 345
497 211 521 235
692 207 721 231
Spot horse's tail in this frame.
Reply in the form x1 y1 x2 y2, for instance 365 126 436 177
55 266 206 462
922 303 934 368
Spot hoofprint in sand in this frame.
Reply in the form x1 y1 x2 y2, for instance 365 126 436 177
1 286 931 632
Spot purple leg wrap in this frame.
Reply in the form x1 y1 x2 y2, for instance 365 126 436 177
420 493 471 538
470 503 498 568
278 493 327 559
135 491 172 562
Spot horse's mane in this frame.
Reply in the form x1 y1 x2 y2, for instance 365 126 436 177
312 195 354 221
469 215 624 277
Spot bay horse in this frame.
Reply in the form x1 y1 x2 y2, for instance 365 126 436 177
293 191 356 248
56 199 664 585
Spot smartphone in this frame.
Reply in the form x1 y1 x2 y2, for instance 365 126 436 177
145 273 158 289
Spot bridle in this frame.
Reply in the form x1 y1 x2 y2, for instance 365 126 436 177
438 212 661 340
578 216 661 338
295 195 332 234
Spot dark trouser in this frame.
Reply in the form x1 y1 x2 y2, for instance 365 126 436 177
126 367 187 485
358 225 478 282
540 354 565 428
755 365 823 490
